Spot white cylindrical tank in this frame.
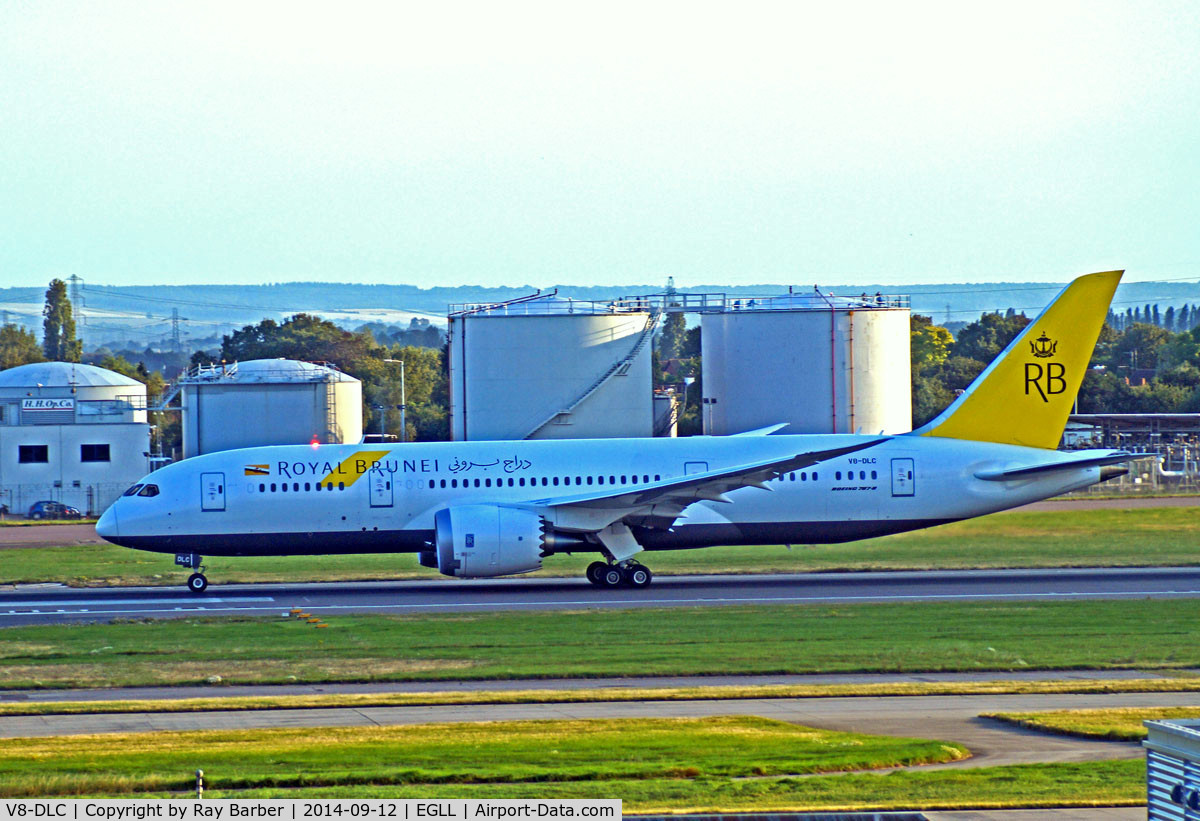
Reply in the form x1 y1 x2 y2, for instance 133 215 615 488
701 298 911 436
180 359 362 458
449 302 654 441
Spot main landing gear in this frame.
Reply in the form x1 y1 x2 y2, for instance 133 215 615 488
586 560 653 588
176 552 208 594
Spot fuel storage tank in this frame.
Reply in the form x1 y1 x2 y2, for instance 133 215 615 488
180 359 362 458
449 296 657 441
700 293 911 436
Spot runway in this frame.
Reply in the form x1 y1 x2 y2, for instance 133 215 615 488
4 566 1200 625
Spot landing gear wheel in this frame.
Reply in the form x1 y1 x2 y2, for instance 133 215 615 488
599 566 625 588
623 564 652 588
187 573 209 594
586 561 608 586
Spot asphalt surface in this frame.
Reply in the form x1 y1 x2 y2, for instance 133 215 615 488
4 566 1200 625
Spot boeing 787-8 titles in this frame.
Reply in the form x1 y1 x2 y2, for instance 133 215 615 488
98 270 1137 593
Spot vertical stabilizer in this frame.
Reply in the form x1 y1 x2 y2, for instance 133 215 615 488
911 270 1122 449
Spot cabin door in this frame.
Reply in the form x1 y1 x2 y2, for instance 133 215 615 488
200 472 226 511
369 469 394 507
890 459 915 497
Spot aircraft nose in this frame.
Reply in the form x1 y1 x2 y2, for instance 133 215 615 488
96 505 119 541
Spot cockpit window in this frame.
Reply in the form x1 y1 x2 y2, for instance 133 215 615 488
123 484 144 497
137 484 160 497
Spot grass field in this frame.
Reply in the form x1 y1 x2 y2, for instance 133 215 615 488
2 506 1199 587
0 717 967 798
198 761 1147 810
7 676 1200 717
4 598 1200 688
986 706 1200 741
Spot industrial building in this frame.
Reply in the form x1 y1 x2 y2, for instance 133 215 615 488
448 287 910 442
701 292 912 436
0 361 150 516
178 359 362 458
1145 718 1200 819
448 295 659 441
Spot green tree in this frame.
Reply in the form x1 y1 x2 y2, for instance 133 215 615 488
1110 322 1171 371
0 324 45 370
42 279 81 362
951 312 1030 362
657 312 687 361
910 315 953 374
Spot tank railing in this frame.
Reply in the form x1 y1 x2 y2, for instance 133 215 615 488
175 360 347 384
449 290 908 317
449 289 558 317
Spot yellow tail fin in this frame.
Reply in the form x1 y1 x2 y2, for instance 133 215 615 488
912 270 1122 449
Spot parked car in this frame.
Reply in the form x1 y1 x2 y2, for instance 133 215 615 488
27 500 83 520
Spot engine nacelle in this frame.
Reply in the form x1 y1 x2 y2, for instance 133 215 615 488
434 504 545 578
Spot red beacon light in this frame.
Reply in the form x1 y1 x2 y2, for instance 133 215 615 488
310 435 320 449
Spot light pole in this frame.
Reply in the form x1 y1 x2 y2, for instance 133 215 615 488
383 359 406 443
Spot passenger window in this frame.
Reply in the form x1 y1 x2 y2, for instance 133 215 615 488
575 477 582 485
474 478 481 487
507 478 514 487
294 482 300 491
801 472 806 481
552 477 559 486
270 483 277 492
835 472 841 480
597 476 604 485
813 472 818 481
643 475 649 483
620 475 626 484
871 470 877 480
305 482 311 491
451 479 458 488
123 484 144 497
485 478 492 487
338 482 345 490
587 476 594 485
654 474 661 481
609 475 615 484
519 477 525 486
137 484 159 497
281 483 288 492
541 477 548 486
259 483 266 492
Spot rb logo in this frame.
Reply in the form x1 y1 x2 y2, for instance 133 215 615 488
1024 363 1066 402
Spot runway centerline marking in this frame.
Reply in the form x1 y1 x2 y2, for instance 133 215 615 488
3 588 1199 620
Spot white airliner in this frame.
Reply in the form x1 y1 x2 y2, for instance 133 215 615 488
98 270 1138 593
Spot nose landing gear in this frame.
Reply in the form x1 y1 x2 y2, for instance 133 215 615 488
176 552 209 594
586 560 652 588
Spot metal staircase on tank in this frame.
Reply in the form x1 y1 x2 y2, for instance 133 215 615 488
524 308 663 439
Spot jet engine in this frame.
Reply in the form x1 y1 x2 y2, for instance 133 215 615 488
433 505 548 578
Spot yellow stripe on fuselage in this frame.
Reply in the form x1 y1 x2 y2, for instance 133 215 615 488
318 450 390 487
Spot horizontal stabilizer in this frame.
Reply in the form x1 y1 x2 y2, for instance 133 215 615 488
974 451 1150 481
731 423 790 436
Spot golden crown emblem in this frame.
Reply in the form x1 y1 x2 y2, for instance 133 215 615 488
1029 331 1057 359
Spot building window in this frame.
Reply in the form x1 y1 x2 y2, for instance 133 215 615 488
80 444 111 462
18 445 48 463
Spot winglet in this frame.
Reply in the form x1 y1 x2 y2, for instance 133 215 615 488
911 270 1122 450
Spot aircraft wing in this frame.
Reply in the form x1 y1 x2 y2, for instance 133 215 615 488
973 451 1149 481
534 439 888 517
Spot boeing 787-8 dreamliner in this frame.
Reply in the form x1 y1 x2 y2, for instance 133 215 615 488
98 270 1136 593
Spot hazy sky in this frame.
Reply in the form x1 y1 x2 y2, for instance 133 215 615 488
3 1 1198 288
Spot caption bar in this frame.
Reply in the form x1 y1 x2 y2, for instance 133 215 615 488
0 803 621 821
